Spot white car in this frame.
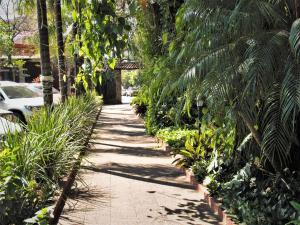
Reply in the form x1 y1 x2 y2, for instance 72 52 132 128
22 83 61 104
0 109 22 136
127 87 133 96
0 81 44 123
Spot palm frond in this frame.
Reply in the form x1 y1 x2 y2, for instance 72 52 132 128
262 84 291 171
289 18 300 60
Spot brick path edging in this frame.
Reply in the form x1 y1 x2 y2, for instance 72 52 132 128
155 137 172 153
50 106 103 224
185 170 237 225
155 137 237 225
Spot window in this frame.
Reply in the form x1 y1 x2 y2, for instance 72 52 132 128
1 86 39 99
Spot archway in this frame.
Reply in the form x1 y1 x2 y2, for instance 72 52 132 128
101 60 140 104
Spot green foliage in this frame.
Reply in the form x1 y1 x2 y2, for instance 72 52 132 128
122 70 139 89
173 133 205 168
0 21 14 65
133 0 300 171
173 112 235 170
24 206 53 225
131 91 148 116
219 165 300 225
0 174 37 224
131 0 300 224
73 0 130 89
0 94 101 224
156 128 197 149
173 0 300 172
287 201 300 225
290 19 300 61
129 0 192 133
192 160 207 182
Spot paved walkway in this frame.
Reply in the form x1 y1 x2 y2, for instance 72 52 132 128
59 104 222 225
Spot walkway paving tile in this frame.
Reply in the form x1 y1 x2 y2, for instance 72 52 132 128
59 104 223 225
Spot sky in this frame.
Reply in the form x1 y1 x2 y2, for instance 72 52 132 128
0 0 20 21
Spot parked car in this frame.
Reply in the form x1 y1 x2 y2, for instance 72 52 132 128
122 87 131 96
0 81 44 123
0 109 22 136
22 83 61 104
124 87 139 96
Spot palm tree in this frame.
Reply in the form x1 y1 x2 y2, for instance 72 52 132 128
70 0 82 95
171 0 300 172
72 0 85 95
71 21 78 92
135 0 300 172
54 0 67 102
37 0 53 106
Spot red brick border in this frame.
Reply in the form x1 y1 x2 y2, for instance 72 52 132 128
155 137 172 153
155 137 238 225
185 170 237 225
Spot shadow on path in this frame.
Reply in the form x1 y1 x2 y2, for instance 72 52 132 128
60 104 223 225
82 163 192 190
122 123 145 129
96 129 147 137
161 198 221 225
89 142 167 157
64 186 110 212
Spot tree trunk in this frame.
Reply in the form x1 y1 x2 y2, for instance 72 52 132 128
237 111 262 146
71 0 79 94
55 0 67 102
72 21 85 96
72 0 84 96
7 53 13 81
37 0 53 106
72 20 78 91
295 0 300 18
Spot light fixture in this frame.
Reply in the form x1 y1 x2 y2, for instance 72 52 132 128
196 95 204 108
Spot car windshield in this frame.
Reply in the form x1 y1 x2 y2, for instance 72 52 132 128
33 85 59 94
2 86 40 99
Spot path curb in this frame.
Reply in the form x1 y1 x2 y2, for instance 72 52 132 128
156 138 237 225
155 137 173 154
50 105 102 225
184 169 237 225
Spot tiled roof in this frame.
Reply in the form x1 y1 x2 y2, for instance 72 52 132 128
115 61 140 70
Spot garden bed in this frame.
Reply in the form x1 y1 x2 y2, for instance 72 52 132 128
157 137 237 225
50 101 102 224
184 169 237 225
0 94 102 225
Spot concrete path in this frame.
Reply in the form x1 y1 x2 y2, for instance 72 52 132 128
59 104 222 225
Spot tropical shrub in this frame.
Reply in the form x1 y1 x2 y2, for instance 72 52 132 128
174 112 235 169
173 133 206 168
156 128 197 150
131 90 148 117
192 160 207 183
219 165 300 225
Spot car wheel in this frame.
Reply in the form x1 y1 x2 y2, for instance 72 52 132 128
12 111 26 124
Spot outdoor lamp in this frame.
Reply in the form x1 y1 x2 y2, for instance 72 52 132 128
196 96 204 108
196 96 203 134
